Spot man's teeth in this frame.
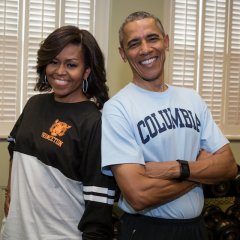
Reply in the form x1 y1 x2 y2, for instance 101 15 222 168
141 58 155 65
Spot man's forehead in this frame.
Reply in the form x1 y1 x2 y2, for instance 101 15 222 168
124 18 161 34
123 19 163 41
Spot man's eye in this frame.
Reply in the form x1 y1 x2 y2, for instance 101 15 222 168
128 42 139 49
148 36 159 42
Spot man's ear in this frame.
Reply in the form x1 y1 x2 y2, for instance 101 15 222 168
164 34 169 50
119 47 127 62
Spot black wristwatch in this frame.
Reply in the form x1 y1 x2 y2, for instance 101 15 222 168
176 160 190 181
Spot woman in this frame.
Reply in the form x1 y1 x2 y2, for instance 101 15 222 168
1 25 115 240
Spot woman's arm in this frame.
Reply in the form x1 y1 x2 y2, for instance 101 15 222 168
4 160 12 217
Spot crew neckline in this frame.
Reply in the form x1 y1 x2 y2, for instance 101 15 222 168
129 82 171 96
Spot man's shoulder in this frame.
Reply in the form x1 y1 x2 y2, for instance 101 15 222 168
103 84 134 115
106 84 132 103
170 85 201 99
170 85 197 93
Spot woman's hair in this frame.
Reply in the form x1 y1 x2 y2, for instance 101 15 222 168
35 25 109 109
119 11 166 48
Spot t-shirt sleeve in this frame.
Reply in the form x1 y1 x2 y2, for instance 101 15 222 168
200 100 229 153
78 117 116 240
101 101 145 176
7 111 25 160
7 96 36 160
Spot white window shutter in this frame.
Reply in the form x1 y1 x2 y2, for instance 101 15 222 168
169 0 199 89
64 0 92 30
0 0 20 136
199 0 227 125
223 0 240 137
23 0 58 103
169 0 240 138
0 0 109 137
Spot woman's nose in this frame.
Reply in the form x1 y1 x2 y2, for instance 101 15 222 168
56 64 66 74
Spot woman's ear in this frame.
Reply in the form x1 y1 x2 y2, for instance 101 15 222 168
84 67 91 79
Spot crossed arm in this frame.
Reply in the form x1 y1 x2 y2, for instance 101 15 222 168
111 163 197 211
111 144 238 211
145 144 237 184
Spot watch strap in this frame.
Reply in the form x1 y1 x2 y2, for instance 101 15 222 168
176 160 190 180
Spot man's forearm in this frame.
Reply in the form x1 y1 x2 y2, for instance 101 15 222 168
145 145 238 185
112 164 198 211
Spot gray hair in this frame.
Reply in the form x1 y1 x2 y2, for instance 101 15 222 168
119 11 166 47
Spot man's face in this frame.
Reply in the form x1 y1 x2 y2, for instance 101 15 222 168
119 18 169 85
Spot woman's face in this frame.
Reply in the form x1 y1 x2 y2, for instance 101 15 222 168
46 43 91 103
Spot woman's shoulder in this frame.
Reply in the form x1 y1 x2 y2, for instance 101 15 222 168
23 93 53 110
29 93 52 101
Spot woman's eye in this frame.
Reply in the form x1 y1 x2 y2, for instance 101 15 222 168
49 59 58 65
67 63 77 68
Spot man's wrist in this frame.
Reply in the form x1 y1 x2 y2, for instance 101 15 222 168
176 160 190 181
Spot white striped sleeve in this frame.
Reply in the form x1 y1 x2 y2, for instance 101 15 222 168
83 186 115 205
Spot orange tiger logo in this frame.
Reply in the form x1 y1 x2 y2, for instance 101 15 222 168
50 119 72 137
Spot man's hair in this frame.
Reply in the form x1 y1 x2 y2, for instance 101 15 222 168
119 11 166 47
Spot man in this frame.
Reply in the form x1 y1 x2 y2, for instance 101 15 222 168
101 11 238 240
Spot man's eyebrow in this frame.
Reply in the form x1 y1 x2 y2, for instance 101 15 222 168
146 33 162 38
127 33 162 44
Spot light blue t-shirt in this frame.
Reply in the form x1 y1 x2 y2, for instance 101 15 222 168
101 83 228 219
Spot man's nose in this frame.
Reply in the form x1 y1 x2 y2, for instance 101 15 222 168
140 41 151 54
